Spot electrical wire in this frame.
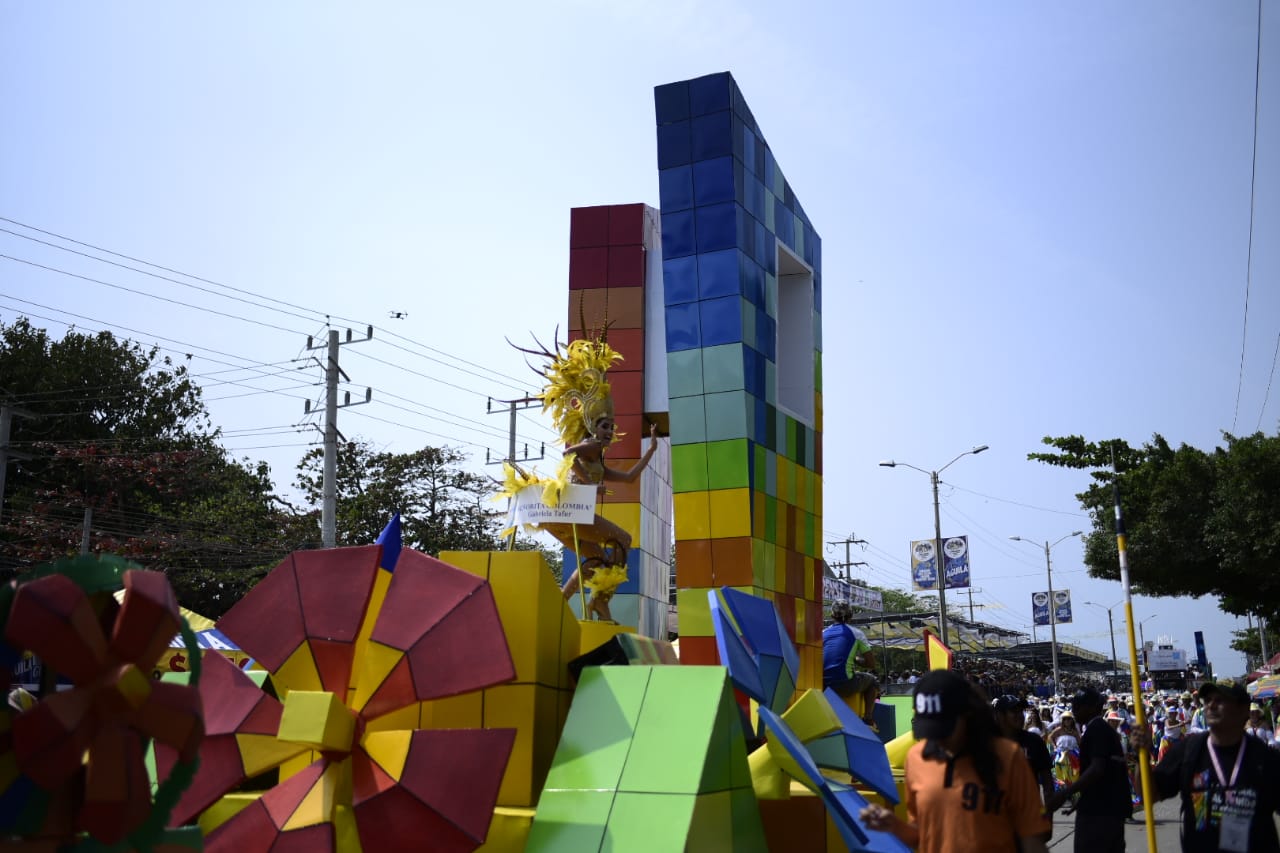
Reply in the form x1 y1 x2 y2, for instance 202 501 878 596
1232 0 1265 433
0 254 308 335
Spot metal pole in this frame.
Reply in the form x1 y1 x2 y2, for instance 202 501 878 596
322 330 339 548
1260 614 1271 665
931 470 949 646
508 400 517 464
80 506 92 555
1107 608 1118 676
1043 540 1060 696
0 407 11 524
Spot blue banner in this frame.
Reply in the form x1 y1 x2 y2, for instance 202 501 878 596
1053 590 1073 624
942 536 970 589
910 540 938 591
1032 592 1051 626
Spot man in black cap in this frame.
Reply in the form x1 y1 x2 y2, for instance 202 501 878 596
1046 686 1131 852
994 694 1055 807
1133 681 1280 852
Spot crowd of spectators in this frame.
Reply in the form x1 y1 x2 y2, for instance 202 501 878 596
883 655 1108 699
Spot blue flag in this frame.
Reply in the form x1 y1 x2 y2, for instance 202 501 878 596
375 512 403 573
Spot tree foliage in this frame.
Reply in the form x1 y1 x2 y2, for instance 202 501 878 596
293 439 558 571
1030 431 1280 625
0 319 304 616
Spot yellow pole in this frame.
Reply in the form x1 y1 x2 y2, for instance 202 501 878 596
572 523 588 618
1113 466 1157 851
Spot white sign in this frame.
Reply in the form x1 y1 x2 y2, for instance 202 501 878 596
510 483 597 526
1145 648 1188 671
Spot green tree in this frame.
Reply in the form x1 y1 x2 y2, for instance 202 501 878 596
293 440 558 572
1030 431 1280 625
0 318 306 616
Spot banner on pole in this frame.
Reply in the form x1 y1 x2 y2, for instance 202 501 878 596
942 536 971 589
510 483 597 527
912 536 970 590
910 540 939 591
1031 590 1073 625
1053 590 1073 624
1032 592 1051 626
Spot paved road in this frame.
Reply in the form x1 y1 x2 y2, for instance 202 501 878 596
1048 798 1183 851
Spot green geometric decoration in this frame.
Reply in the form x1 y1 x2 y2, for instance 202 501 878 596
529 666 766 852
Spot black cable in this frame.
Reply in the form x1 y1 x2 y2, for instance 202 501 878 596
1232 0 1265 433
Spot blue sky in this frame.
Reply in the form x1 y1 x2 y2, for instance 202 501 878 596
2 2 1275 676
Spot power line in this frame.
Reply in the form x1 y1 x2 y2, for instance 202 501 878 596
0 254 307 335
1232 0 1265 433
941 481 1087 518
1257 331 1280 431
0 295 318 385
0 217 546 392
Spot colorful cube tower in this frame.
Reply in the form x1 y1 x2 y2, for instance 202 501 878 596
564 203 674 640
655 72 825 688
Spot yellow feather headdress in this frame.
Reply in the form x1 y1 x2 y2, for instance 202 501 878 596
515 332 623 448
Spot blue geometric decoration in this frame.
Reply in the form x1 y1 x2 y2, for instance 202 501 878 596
808 688 899 805
757 707 910 853
710 587 799 715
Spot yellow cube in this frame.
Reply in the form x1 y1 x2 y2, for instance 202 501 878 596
278 691 355 752
708 488 751 539
674 491 712 540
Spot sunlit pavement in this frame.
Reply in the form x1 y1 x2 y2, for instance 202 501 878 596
1048 797 1182 850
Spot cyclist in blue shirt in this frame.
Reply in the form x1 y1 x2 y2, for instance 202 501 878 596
823 601 880 724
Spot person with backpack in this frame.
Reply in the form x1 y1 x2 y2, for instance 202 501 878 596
1133 681 1280 852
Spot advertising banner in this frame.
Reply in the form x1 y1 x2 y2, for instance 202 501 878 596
942 536 970 589
912 537 970 590
822 578 884 612
850 585 884 612
1146 648 1188 671
910 539 939 591
1032 591 1051 626
1052 590 1073 624
1031 590 1073 625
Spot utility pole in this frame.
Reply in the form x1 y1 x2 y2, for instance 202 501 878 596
826 532 867 580
485 396 545 466
964 587 985 622
305 327 372 548
0 405 35 523
1260 613 1271 667
80 507 93 555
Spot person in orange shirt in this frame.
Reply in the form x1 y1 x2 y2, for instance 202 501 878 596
861 669 1051 853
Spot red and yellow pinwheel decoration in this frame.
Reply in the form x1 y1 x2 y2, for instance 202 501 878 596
0 556 203 848
163 543 518 853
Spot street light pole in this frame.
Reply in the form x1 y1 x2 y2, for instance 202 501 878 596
1011 531 1082 698
1085 600 1122 677
930 469 947 648
880 444 988 647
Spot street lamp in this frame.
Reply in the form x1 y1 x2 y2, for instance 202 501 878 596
1139 615 1159 656
1085 600 1123 677
1010 530 1082 697
879 444 989 646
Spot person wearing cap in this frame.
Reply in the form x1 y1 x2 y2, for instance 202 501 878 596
822 601 880 724
1045 687 1132 852
994 695 1055 808
860 670 1050 853
1244 702 1275 745
1130 681 1280 852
